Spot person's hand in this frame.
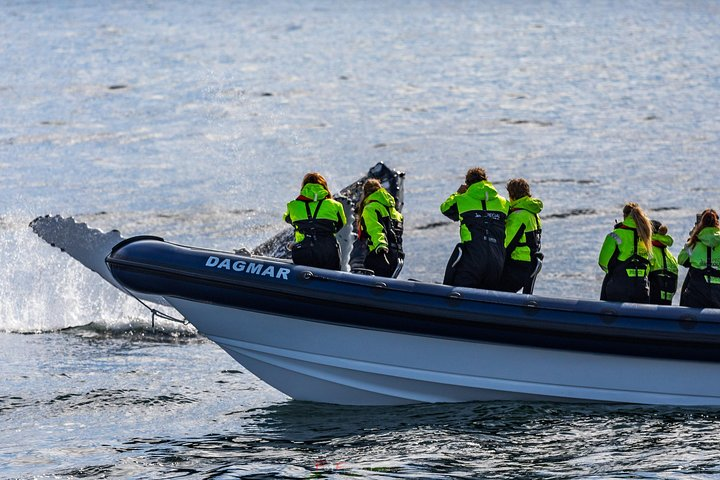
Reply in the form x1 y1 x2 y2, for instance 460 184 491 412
376 246 388 255
457 184 468 194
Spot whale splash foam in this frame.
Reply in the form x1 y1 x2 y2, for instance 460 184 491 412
0 212 192 334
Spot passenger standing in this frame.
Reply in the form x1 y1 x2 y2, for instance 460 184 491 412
284 172 347 270
441 167 509 289
678 209 720 308
598 203 653 303
356 179 404 278
499 178 544 293
648 220 679 305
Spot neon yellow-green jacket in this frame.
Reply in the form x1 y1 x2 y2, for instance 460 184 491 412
440 181 509 243
598 217 651 274
359 188 403 252
650 232 678 275
284 183 346 243
678 227 720 283
505 196 543 262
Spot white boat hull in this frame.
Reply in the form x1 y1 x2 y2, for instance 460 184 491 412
169 297 720 406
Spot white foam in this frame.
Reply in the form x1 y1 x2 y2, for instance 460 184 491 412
0 212 192 334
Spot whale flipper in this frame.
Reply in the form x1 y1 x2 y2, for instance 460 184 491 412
29 214 170 306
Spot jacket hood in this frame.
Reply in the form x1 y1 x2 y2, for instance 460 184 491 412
510 196 543 214
698 226 720 247
298 183 330 201
466 180 500 201
621 216 638 229
364 188 395 208
652 233 674 247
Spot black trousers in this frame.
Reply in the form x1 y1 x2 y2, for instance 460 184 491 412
443 241 504 290
365 248 401 278
291 236 341 271
680 269 720 308
648 271 678 305
601 271 649 303
498 258 534 293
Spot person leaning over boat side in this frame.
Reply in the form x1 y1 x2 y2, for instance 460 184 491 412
441 167 509 289
648 219 679 305
284 172 347 270
678 209 720 308
498 178 543 294
356 178 404 277
598 202 653 303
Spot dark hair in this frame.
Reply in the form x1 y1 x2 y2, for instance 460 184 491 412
650 219 667 235
506 178 530 201
465 167 487 186
689 209 720 247
362 178 382 198
623 202 653 254
301 172 332 198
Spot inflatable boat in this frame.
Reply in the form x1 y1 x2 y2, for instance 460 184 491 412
103 236 720 406
29 163 720 406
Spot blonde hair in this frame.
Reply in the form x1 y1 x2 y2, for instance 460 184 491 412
623 202 652 254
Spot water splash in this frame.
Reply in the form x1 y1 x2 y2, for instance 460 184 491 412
0 212 191 334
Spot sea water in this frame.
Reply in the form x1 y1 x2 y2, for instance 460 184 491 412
1 1 720 478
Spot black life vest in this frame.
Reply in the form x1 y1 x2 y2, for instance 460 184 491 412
293 199 339 239
460 198 506 244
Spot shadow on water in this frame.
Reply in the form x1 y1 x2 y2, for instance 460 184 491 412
241 400 720 440
109 401 720 478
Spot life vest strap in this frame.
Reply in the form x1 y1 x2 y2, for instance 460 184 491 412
703 246 720 284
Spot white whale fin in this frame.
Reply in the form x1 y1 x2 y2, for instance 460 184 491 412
29 214 169 306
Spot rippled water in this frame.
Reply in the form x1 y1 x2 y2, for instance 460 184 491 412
5 328 720 478
2 0 720 478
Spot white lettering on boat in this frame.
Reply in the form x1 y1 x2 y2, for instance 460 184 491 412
246 262 263 274
204 256 290 280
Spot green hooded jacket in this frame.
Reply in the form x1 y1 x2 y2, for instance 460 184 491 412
598 216 651 274
284 183 346 243
650 232 678 275
678 227 720 276
505 196 543 262
440 181 509 243
360 188 403 252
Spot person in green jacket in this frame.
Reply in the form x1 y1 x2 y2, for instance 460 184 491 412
284 172 347 270
441 167 509 289
598 202 653 303
678 209 720 308
648 219 679 305
499 178 543 294
356 179 404 278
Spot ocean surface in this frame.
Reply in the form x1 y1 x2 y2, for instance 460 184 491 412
2 0 720 478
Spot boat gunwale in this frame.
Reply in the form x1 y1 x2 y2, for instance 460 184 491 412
105 237 720 363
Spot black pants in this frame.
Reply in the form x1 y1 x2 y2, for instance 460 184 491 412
648 271 678 305
680 269 720 308
601 271 649 303
291 236 341 271
498 259 534 293
365 248 400 278
443 241 504 290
